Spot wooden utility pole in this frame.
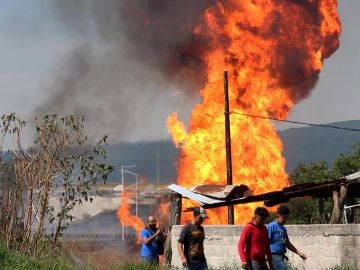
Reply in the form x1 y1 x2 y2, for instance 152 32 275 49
224 71 234 224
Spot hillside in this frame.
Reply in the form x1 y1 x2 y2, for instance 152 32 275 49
105 140 179 183
105 120 360 182
278 120 360 172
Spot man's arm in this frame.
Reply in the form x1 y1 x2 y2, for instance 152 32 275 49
177 242 188 267
178 225 188 267
286 240 306 260
143 228 160 245
264 228 273 270
238 226 250 269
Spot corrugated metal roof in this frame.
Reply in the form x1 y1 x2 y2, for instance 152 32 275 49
345 171 360 181
167 184 227 206
191 184 248 199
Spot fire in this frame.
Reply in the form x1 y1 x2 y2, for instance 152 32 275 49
156 201 170 229
167 0 341 224
116 190 144 243
116 189 170 243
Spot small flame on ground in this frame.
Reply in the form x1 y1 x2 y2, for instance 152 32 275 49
116 190 144 244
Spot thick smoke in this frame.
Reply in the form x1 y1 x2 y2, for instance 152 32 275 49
36 0 214 142
36 0 339 142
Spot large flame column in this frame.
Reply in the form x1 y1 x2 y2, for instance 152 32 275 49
167 0 341 224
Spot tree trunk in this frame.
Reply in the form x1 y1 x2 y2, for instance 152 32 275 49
318 197 324 223
330 185 348 224
164 192 182 267
347 197 355 223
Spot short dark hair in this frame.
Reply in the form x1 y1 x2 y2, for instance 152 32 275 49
254 207 269 218
277 205 290 216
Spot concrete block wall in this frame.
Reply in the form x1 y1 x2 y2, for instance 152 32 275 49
171 224 360 270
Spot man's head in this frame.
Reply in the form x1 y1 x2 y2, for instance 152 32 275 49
276 204 290 225
253 207 269 226
147 215 157 230
193 206 208 225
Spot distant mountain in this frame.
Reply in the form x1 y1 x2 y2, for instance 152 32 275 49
105 140 179 183
104 120 360 182
279 120 360 172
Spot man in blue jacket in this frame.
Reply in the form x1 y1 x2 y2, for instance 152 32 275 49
267 205 306 270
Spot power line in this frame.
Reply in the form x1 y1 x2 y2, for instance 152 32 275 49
231 111 360 132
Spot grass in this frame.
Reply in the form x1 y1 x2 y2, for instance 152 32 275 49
109 262 171 270
0 241 79 270
208 263 242 270
1 239 358 270
287 263 357 270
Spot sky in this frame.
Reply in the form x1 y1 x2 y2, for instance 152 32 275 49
0 0 359 145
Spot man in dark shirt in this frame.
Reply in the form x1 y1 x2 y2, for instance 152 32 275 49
238 207 273 270
177 206 208 270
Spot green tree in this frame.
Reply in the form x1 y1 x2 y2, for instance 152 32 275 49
288 161 332 224
0 113 114 255
329 142 360 178
328 142 360 223
287 142 360 224
290 161 329 184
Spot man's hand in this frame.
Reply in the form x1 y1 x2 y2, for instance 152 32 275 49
298 251 306 260
181 257 188 268
241 262 248 269
154 228 161 236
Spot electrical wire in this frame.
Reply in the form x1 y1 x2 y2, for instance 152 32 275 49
231 111 360 132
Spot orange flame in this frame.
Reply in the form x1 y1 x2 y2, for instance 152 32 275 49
117 190 144 243
167 0 340 224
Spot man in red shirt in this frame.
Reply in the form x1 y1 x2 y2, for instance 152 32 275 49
238 207 273 270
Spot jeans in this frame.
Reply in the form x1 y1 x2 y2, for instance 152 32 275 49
141 255 159 265
272 254 288 270
183 260 208 270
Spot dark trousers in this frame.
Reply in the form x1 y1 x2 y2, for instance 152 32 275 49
247 260 269 270
183 260 208 270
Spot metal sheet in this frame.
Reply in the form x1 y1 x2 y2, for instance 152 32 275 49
167 184 226 205
191 184 248 199
345 171 360 181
